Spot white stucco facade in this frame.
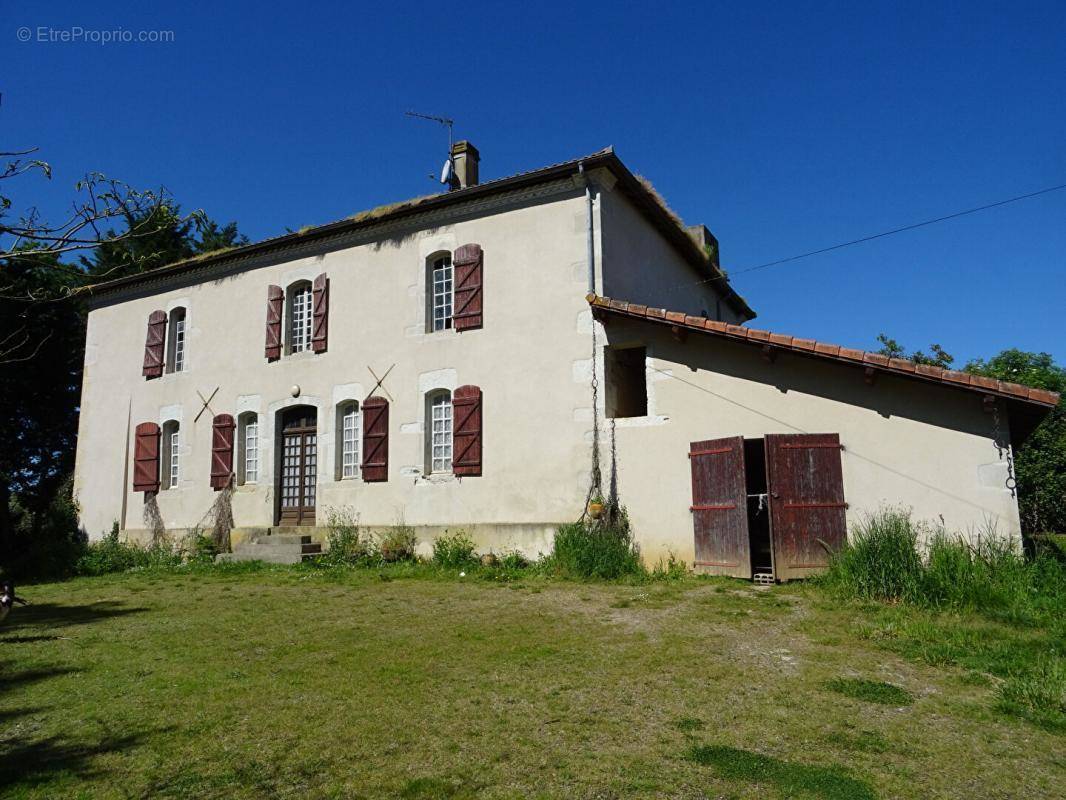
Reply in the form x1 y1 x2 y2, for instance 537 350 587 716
73 151 1040 571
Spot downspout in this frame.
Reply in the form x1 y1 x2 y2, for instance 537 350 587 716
580 161 595 294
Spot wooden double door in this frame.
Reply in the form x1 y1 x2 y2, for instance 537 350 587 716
278 406 317 526
689 433 847 581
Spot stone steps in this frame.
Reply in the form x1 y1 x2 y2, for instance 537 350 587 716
217 527 323 565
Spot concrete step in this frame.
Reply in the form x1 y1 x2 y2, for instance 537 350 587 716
254 534 313 546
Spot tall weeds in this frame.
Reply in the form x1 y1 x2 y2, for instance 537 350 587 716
823 508 1066 623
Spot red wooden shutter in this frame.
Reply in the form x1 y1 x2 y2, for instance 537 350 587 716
312 273 329 353
361 396 389 482
689 437 750 578
453 244 483 331
452 385 483 476
210 414 236 490
766 433 847 581
133 422 161 493
265 285 284 360
142 310 167 378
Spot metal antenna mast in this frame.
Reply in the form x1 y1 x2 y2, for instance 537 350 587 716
404 110 455 150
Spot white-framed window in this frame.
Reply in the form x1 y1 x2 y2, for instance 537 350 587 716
337 402 361 479
166 308 187 373
429 255 453 332
161 420 180 489
288 282 313 353
427 390 453 474
239 413 259 484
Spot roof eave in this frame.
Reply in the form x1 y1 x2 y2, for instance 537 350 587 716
587 294 1060 418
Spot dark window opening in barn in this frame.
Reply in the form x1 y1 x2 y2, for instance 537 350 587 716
744 438 773 579
605 346 647 418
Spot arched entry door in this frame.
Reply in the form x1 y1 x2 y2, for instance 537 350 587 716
278 406 317 526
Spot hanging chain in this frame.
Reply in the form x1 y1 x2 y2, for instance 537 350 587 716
581 321 603 522
991 400 1017 498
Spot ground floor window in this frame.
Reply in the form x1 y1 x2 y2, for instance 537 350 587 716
239 413 259 484
161 420 180 489
427 390 453 473
337 401 360 479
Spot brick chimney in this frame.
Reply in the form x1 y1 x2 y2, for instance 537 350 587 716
688 224 720 268
450 141 479 189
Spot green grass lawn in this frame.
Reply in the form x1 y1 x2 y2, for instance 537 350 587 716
1 566 1063 799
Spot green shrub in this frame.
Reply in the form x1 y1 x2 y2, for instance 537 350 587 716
74 526 182 576
548 505 643 580
498 550 530 570
432 530 477 568
379 525 418 563
651 552 689 580
322 506 378 566
5 477 87 581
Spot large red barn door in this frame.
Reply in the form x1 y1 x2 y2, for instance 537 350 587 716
689 437 751 578
766 433 847 581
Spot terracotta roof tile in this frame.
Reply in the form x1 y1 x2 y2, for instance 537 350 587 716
588 294 1059 410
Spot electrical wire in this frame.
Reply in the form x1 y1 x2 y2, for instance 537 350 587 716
683 181 1066 291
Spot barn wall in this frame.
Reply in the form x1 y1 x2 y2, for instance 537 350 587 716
599 318 1022 566
74 189 598 550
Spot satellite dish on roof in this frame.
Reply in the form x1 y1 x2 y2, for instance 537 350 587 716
440 158 453 184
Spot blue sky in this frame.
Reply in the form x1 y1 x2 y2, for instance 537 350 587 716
6 1 1064 364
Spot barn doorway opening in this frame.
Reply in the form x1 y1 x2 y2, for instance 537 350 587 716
688 433 847 582
743 438 773 581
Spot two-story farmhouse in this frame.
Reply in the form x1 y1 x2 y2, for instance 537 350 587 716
74 143 1059 578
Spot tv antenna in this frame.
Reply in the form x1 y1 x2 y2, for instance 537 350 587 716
405 110 460 189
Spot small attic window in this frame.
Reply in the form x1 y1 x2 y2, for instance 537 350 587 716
605 346 647 418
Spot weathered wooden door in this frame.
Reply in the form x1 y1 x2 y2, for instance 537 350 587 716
766 433 847 580
278 407 317 526
689 437 751 578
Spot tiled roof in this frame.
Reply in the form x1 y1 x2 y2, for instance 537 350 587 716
588 294 1060 409
88 148 754 320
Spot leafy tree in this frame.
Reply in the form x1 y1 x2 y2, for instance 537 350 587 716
195 219 249 254
876 334 955 369
0 145 247 572
966 350 1066 533
0 247 85 570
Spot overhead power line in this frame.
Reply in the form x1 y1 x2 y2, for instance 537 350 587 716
687 180 1066 290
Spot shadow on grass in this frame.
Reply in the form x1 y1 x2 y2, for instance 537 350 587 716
0 665 81 693
686 744 877 800
2 601 147 632
0 728 155 790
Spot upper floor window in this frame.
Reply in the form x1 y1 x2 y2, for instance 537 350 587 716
428 255 453 332
426 390 453 473
166 308 187 373
288 282 313 354
161 420 180 489
238 412 259 485
336 401 361 479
